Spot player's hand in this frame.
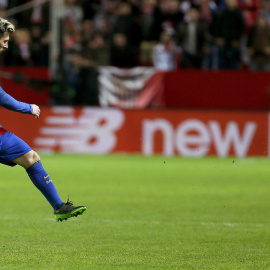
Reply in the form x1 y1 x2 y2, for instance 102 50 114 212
31 104 41 119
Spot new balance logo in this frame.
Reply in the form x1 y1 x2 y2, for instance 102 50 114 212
34 107 124 154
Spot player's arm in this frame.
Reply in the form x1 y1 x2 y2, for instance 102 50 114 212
0 86 40 118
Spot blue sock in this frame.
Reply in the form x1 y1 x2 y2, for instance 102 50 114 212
26 161 63 210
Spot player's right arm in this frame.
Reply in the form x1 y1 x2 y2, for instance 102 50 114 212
0 86 40 118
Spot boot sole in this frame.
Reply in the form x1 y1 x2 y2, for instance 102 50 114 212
54 207 86 222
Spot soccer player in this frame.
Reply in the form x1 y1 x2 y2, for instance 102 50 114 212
0 18 86 221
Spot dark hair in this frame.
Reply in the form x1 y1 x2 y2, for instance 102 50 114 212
0 17 15 37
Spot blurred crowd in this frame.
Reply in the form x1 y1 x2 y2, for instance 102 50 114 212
1 0 270 104
2 0 270 70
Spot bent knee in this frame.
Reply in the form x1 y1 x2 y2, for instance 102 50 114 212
24 150 40 169
12 150 40 169
28 150 40 164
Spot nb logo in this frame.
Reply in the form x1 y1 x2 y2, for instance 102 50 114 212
34 107 124 154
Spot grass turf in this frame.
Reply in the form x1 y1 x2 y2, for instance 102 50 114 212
1 154 270 269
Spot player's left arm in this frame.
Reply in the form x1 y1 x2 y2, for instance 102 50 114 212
0 86 40 118
31 104 41 119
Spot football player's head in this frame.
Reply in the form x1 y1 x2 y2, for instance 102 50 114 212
0 17 14 38
0 17 14 53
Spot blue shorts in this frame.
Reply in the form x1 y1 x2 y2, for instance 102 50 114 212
0 127 32 167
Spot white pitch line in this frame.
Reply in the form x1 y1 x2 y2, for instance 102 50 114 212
0 217 78 222
0 217 268 228
96 219 268 228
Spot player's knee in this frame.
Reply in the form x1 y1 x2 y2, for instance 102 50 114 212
30 151 40 164
25 150 40 168
11 150 40 169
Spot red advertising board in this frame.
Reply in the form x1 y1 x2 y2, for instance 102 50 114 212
0 107 268 157
164 71 270 109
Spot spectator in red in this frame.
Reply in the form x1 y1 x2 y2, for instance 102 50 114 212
238 0 260 33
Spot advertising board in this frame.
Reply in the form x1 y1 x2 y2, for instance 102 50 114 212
1 107 268 157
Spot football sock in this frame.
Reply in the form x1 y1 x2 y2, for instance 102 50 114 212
26 161 63 210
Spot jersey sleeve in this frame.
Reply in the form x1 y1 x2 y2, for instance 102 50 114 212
0 86 33 114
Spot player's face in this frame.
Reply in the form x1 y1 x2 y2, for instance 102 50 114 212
0 32 9 54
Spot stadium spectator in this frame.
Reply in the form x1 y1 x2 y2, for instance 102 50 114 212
18 0 50 30
260 0 270 24
70 51 100 106
64 0 84 31
176 7 210 69
4 28 32 66
140 0 162 42
88 34 111 66
127 0 142 20
247 14 270 70
139 0 163 65
160 0 184 35
112 2 142 49
30 24 49 66
81 0 100 21
2 0 270 79
238 0 260 33
64 32 110 105
81 19 95 44
153 31 179 71
7 0 27 28
92 0 117 30
198 0 217 26
96 18 111 43
72 34 111 67
111 32 137 67
211 0 245 69
29 0 50 30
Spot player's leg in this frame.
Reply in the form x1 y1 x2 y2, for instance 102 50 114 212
0 130 86 221
12 151 86 221
13 151 86 221
11 150 64 210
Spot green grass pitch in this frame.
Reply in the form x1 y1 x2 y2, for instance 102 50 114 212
1 154 270 269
